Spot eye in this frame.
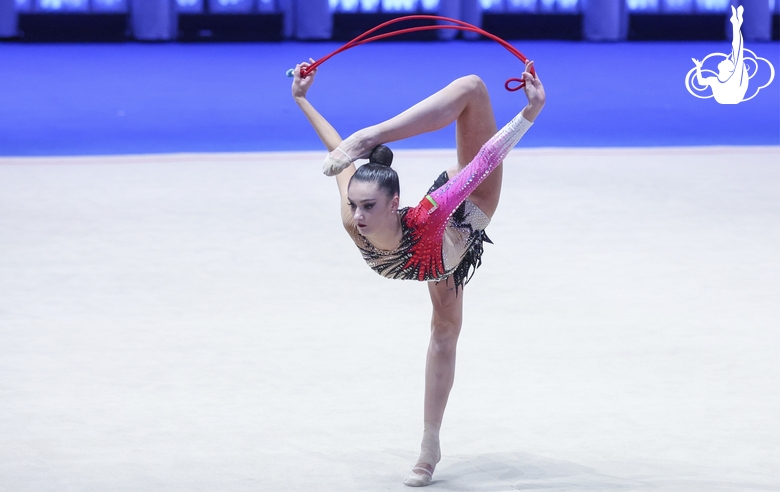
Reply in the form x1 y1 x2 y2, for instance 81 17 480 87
365 204 374 210
348 201 356 210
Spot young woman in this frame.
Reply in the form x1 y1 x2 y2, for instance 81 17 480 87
291 59 545 487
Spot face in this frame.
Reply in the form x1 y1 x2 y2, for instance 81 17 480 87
347 180 399 236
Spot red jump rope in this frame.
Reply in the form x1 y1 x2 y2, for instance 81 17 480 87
286 15 535 92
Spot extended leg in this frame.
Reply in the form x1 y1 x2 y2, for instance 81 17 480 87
331 75 491 165
404 279 463 487
343 75 503 219
451 77 500 219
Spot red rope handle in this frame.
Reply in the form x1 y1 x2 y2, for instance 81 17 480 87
297 15 534 92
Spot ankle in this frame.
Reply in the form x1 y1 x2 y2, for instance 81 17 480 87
356 128 379 155
422 421 441 438
340 128 377 159
418 426 441 466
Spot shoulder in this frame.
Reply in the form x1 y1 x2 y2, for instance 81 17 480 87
399 206 419 228
404 198 448 230
342 217 362 245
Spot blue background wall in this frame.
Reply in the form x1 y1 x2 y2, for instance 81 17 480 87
1 41 777 156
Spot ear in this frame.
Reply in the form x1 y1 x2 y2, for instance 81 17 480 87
390 194 400 212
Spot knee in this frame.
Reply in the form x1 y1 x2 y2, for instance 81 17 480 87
430 316 461 353
457 74 488 98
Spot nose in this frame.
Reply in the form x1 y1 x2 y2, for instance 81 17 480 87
353 208 364 222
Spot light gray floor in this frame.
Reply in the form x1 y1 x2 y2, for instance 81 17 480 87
1 147 778 491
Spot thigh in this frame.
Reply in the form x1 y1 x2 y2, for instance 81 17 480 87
451 84 501 219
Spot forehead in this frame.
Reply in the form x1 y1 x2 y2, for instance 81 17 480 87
348 180 382 200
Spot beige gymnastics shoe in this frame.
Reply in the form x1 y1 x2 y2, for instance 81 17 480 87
322 147 354 176
403 465 433 487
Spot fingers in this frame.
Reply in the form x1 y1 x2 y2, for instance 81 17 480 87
524 60 538 78
522 60 540 86
293 60 318 82
306 58 317 74
298 59 317 77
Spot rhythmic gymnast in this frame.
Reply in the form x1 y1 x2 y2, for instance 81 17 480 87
291 59 545 487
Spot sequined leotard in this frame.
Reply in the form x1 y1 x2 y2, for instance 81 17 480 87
348 111 534 290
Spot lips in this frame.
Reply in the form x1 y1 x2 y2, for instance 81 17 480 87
357 223 367 228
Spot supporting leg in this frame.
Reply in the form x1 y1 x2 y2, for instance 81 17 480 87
404 279 463 487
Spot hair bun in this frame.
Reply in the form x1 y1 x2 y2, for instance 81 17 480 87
368 145 393 167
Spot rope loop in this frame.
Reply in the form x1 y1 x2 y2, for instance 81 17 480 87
505 78 526 92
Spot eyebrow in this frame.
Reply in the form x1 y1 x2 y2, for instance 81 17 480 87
347 198 377 204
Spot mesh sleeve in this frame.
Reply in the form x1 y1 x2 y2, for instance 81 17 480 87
428 112 534 217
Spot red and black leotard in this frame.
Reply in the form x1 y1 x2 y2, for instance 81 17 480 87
350 111 534 290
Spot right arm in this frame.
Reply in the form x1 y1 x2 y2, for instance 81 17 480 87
291 60 358 232
292 60 342 153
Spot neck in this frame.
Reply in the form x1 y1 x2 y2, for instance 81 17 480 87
366 213 403 251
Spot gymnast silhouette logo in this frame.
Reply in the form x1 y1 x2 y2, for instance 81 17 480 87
685 5 775 104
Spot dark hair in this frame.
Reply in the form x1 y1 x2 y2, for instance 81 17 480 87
349 145 399 197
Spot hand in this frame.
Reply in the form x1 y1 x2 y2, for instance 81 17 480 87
692 58 703 68
520 60 545 122
291 58 317 100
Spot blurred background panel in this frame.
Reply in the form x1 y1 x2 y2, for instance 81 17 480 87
1 0 777 41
